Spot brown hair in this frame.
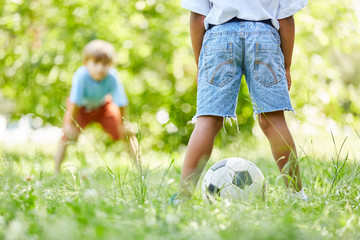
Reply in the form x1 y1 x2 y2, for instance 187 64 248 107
82 39 115 64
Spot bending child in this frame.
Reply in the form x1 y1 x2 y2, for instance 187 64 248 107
54 40 140 173
174 0 309 201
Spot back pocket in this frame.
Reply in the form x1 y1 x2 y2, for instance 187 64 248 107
254 42 281 88
204 42 234 87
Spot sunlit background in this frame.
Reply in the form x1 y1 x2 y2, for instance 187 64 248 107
0 0 360 153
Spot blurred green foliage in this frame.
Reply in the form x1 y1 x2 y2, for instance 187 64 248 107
0 0 359 150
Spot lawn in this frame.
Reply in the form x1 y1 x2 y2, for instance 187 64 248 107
1 124 360 240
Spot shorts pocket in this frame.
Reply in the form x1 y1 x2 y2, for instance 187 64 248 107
254 42 281 88
204 42 234 87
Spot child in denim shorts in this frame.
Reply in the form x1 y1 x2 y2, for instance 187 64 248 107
175 0 309 201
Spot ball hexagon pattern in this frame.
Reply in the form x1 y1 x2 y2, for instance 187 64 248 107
202 157 266 201
232 171 253 190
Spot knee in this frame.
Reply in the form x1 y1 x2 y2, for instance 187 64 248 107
63 123 80 142
115 127 133 142
116 125 127 141
61 133 78 144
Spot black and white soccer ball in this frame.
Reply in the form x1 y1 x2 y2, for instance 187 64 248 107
201 157 266 201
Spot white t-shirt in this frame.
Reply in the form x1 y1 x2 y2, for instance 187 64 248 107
181 0 308 30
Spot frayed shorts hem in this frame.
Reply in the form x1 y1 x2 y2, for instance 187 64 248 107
191 114 237 124
253 108 296 121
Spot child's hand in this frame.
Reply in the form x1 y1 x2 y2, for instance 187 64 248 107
286 69 291 91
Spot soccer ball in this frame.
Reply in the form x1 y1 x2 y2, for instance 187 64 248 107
201 157 266 201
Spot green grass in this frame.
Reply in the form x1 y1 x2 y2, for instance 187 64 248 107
1 131 360 240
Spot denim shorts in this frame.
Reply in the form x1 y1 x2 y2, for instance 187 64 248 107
195 21 293 120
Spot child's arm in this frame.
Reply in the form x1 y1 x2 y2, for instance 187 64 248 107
278 16 295 91
190 12 206 68
66 103 80 123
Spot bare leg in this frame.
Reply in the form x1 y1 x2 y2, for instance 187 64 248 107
54 138 67 174
117 122 141 164
258 111 302 191
179 116 223 198
54 125 80 174
127 132 141 164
